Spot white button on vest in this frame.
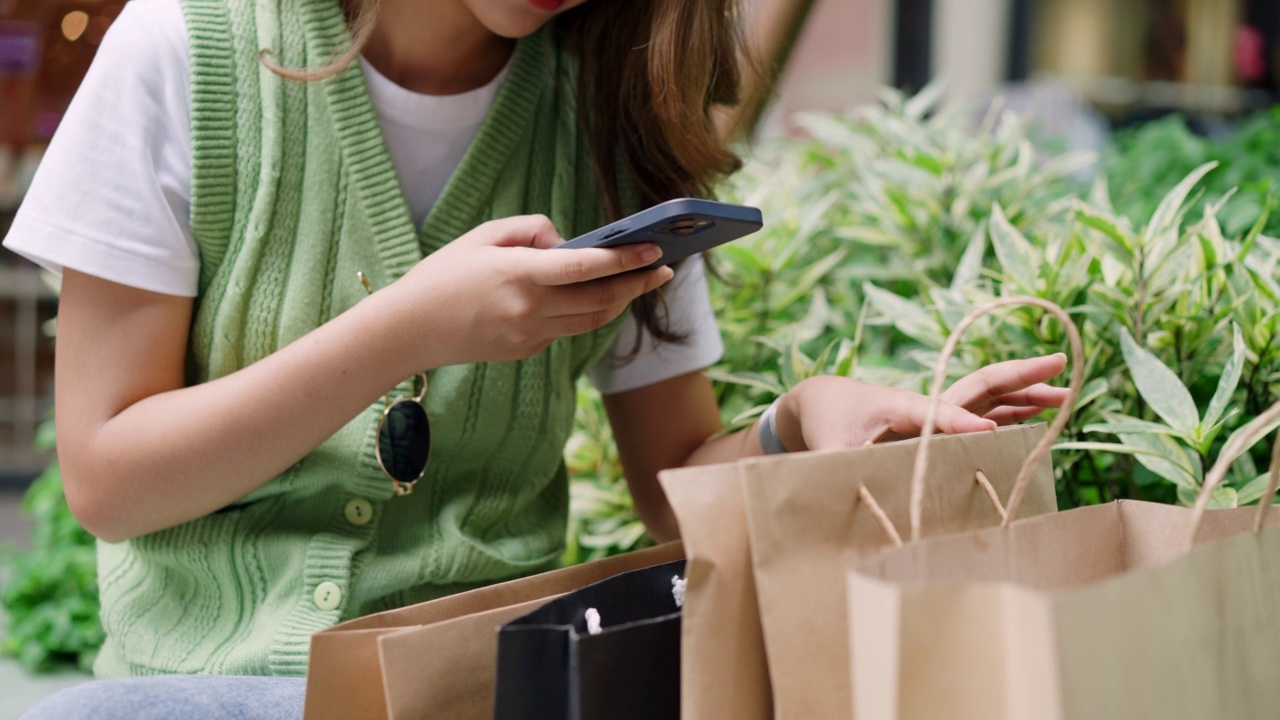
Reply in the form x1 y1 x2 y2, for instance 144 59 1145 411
344 498 373 526
314 581 342 611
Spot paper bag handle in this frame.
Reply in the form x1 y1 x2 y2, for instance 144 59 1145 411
1186 399 1280 548
909 297 1085 542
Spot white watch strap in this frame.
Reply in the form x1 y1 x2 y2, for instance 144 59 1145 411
757 396 789 455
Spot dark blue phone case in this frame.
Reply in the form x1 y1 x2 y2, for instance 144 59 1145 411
556 198 763 268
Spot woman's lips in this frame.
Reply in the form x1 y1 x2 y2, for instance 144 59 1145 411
527 0 565 10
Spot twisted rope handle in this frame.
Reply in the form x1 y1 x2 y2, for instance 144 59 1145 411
1186 399 1280 549
974 470 1009 523
856 486 904 548
909 297 1085 542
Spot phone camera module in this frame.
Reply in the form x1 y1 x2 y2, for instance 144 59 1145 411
660 219 716 236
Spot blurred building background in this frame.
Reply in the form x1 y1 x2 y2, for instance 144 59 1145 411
1 0 125 486
0 0 1278 487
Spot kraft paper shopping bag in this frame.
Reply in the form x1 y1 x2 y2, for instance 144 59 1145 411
661 426 1061 720
303 542 683 720
661 462 771 720
848 332 1280 719
742 297 1081 719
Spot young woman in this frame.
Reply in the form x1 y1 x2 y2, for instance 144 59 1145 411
8 0 1066 716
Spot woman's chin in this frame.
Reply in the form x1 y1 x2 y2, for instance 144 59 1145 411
469 0 588 39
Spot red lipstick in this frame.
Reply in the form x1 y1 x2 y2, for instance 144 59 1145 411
527 0 564 10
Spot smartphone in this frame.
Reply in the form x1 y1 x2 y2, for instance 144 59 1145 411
557 198 763 269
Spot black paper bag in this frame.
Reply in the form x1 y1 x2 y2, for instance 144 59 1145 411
492 559 686 720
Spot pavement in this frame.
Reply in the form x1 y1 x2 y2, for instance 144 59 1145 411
0 654 90 719
0 488 93 719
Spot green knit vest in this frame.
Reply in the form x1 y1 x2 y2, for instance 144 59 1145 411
94 0 624 678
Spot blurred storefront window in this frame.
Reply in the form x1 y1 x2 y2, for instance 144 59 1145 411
1029 0 1278 124
1 0 123 217
0 0 122 481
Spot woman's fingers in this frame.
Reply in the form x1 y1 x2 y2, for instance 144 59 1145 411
473 214 667 286
917 398 999 436
866 391 996 445
983 405 1050 426
941 354 1067 414
530 243 665 286
543 266 674 318
964 384 1069 417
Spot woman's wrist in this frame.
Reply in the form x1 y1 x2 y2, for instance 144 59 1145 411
762 382 808 454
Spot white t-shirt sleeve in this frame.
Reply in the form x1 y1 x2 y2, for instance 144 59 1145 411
2 0 198 297
587 254 724 394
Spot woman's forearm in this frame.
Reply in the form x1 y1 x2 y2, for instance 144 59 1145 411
56 272 429 543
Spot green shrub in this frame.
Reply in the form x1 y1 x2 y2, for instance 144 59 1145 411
1105 108 1280 238
565 89 1280 559
1 422 100 672
859 164 1280 508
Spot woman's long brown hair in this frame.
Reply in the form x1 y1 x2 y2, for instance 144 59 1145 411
559 1 746 346
557 1 743 216
265 0 748 345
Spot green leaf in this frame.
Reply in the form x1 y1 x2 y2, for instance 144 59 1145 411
1117 327 1200 437
729 403 772 427
1075 377 1112 413
1073 201 1135 263
988 203 1038 292
1051 441 1163 458
1143 162 1217 245
904 79 946 121
1084 419 1191 441
1207 485 1238 509
831 338 857 378
716 243 769 274
1237 471 1280 506
773 249 847 310
795 113 858 148
791 287 832 344
704 369 786 397
1119 432 1202 490
1233 191 1272 264
834 226 905 247
1202 324 1246 432
950 222 987 291
1088 173 1115 213
861 282 944 347
1220 413 1280 472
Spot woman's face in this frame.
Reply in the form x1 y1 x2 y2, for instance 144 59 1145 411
461 0 596 38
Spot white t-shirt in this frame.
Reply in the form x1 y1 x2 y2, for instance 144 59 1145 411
2 0 722 395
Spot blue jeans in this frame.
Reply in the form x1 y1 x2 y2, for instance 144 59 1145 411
18 675 307 720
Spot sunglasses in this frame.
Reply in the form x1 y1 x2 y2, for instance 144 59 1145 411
360 272 432 495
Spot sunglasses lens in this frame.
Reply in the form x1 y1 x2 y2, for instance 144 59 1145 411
378 401 430 484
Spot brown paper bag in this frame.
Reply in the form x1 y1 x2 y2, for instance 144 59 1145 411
660 426 1059 720
660 462 772 720
302 541 683 720
741 297 1081 719
847 394 1280 719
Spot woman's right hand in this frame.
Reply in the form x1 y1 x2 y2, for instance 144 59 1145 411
384 214 674 368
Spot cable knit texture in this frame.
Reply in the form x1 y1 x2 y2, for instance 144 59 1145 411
94 0 624 678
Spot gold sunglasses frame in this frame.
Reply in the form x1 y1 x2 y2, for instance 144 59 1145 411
374 373 430 496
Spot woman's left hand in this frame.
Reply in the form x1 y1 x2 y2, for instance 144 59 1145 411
775 353 1069 452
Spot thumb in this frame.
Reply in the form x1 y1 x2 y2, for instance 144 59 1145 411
930 401 999 436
